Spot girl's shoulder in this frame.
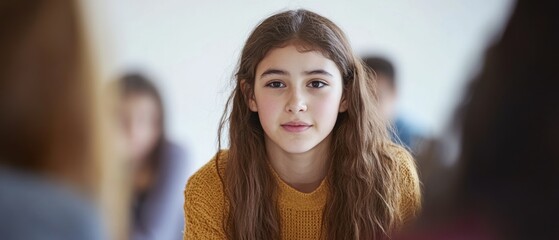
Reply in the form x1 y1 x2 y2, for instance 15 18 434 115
387 143 416 179
387 143 422 222
185 150 228 194
387 143 413 162
183 151 229 238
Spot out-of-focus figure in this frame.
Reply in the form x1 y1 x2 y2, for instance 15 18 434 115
399 0 559 239
117 73 189 240
0 0 124 239
363 56 426 153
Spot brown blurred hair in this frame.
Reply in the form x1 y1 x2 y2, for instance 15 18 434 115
218 9 419 239
0 1 131 239
0 0 96 188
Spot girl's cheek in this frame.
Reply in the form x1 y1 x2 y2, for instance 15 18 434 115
256 99 283 127
260 91 287 109
313 94 342 112
259 97 281 112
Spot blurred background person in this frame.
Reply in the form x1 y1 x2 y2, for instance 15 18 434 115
0 0 127 239
117 73 189 240
363 56 428 154
399 0 559 239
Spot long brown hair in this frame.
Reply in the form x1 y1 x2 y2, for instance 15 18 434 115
217 9 416 239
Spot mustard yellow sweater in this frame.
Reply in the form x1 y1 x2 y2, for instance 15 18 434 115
183 147 420 239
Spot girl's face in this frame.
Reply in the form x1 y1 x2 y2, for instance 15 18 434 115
250 44 347 155
120 93 161 164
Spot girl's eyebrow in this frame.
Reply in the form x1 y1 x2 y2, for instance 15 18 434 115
260 69 289 78
260 69 333 78
303 69 333 77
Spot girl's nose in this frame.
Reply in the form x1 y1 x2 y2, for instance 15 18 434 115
285 92 307 113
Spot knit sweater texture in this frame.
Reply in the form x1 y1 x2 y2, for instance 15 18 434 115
183 146 420 239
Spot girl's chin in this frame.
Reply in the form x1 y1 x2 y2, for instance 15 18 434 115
265 134 331 155
276 143 318 155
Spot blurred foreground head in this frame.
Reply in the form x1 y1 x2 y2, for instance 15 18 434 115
0 1 126 239
413 0 559 239
458 0 559 238
0 0 95 187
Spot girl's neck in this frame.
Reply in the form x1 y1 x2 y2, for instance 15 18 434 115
265 135 331 193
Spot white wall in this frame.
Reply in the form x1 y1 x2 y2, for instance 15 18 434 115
88 0 514 175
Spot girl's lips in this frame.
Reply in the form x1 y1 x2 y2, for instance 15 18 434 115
281 121 312 133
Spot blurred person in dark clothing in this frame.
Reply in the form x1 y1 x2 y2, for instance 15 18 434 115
117 74 189 240
398 0 559 239
363 56 426 153
0 1 125 239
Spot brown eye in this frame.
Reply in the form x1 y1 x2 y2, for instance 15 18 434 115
266 81 286 88
307 80 327 88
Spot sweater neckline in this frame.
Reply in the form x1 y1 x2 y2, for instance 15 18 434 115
268 163 329 210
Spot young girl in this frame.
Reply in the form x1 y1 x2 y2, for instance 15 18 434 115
117 73 189 240
184 9 420 240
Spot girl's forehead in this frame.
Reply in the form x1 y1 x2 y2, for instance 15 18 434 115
256 44 340 74
275 39 331 59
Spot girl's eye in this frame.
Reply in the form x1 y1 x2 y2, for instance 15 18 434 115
308 80 327 88
266 81 285 88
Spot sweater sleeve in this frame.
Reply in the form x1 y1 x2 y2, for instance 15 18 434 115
393 145 422 223
183 158 227 240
